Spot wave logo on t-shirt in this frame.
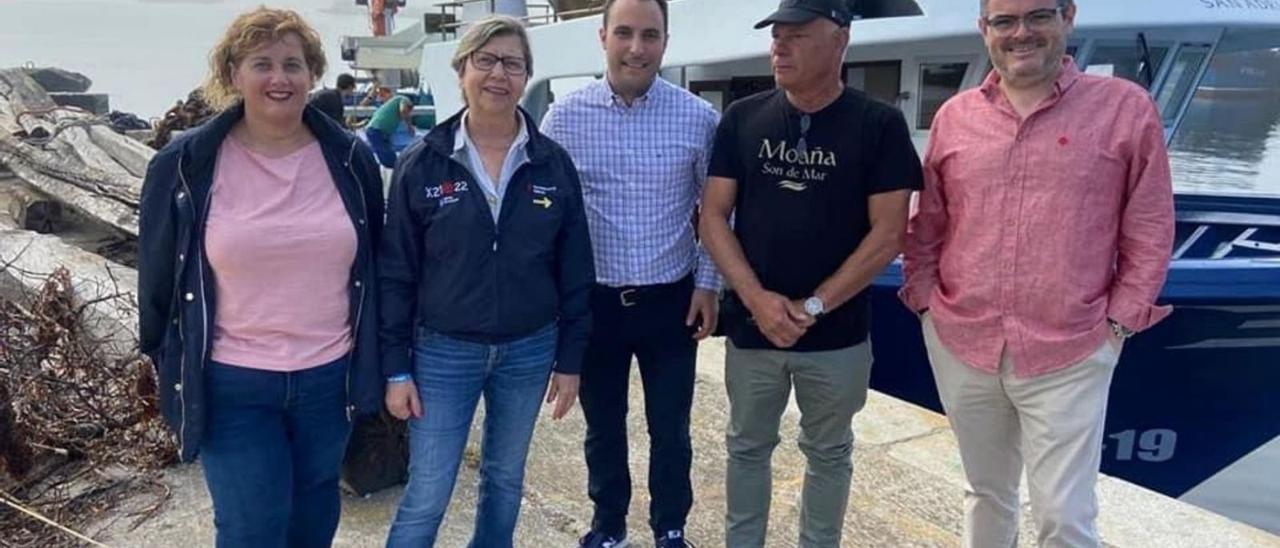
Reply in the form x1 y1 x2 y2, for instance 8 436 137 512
777 180 808 192
757 138 837 191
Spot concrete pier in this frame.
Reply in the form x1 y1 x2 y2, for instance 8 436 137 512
102 338 1279 547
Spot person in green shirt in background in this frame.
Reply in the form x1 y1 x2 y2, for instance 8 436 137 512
366 87 413 168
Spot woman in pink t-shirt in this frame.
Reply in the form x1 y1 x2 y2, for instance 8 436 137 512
136 8 385 547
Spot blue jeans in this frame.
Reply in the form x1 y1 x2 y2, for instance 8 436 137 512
200 358 352 548
386 324 558 548
366 127 397 168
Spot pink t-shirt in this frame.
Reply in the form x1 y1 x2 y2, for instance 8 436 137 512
205 137 357 371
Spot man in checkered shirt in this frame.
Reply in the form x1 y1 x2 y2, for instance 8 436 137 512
540 1 720 546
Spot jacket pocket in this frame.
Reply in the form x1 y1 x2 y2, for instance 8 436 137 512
153 331 184 434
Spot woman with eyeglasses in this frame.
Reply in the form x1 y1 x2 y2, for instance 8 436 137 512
380 15 594 547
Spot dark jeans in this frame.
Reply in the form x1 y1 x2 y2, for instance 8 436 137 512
366 127 397 168
200 358 352 548
581 276 697 537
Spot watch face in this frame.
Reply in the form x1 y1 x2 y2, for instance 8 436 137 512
804 297 823 316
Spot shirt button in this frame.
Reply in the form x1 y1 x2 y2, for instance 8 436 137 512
178 253 185 261
184 292 194 302
358 218 366 225
354 280 362 288
174 383 182 392
176 191 186 200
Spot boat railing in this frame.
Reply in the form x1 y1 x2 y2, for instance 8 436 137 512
1173 198 1280 260
429 0 600 41
346 105 437 119
522 6 604 25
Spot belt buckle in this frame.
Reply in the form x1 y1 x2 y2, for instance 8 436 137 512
619 288 638 308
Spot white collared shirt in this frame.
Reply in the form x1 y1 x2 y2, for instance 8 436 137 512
452 112 531 224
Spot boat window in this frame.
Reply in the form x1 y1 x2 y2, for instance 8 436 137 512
699 90 727 113
1156 46 1210 126
548 75 598 106
729 76 777 104
690 80 731 113
1085 42 1169 88
1169 29 1280 198
917 62 968 129
843 61 902 106
853 0 924 18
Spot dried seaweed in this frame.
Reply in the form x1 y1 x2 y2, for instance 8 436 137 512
1 264 174 547
146 89 215 150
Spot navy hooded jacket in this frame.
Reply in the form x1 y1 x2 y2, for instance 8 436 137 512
137 103 385 462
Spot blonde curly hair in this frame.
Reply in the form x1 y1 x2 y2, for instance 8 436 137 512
200 7 327 111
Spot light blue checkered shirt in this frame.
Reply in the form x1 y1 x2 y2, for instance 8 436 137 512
541 77 722 290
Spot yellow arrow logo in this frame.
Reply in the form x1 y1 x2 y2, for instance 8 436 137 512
533 196 552 209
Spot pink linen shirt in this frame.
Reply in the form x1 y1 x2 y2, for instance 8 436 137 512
205 138 357 372
900 58 1175 378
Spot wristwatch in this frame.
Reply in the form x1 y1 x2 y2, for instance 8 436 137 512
804 296 826 318
1108 319 1135 339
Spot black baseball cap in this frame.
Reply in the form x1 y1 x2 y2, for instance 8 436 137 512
754 0 854 29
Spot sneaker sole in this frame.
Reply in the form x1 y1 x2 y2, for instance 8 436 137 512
580 537 630 548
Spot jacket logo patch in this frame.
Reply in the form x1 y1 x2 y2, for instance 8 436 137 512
426 180 469 204
533 196 553 209
530 184 557 196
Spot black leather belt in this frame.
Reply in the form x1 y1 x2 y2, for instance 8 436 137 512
596 275 694 308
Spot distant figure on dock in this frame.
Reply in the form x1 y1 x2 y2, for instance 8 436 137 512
309 72 357 125
369 0 399 37
699 0 922 546
136 7 385 547
900 0 1175 546
365 86 414 168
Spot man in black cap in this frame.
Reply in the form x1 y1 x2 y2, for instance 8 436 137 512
699 0 922 545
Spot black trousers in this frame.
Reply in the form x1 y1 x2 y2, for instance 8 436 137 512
580 275 697 537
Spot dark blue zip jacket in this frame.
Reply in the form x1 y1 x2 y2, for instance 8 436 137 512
379 107 594 376
137 104 385 462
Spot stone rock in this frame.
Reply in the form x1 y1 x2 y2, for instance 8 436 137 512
25 67 92 93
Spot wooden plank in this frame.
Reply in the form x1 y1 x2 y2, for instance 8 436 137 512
0 226 140 360
1 179 63 232
87 126 151 179
0 143 137 237
0 68 147 238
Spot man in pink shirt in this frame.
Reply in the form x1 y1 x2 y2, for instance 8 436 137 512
900 0 1175 546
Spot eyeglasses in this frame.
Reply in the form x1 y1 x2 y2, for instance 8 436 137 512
470 51 528 76
796 113 811 155
983 7 1062 36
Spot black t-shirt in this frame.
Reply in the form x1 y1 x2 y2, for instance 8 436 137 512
309 88 345 124
708 87 923 351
